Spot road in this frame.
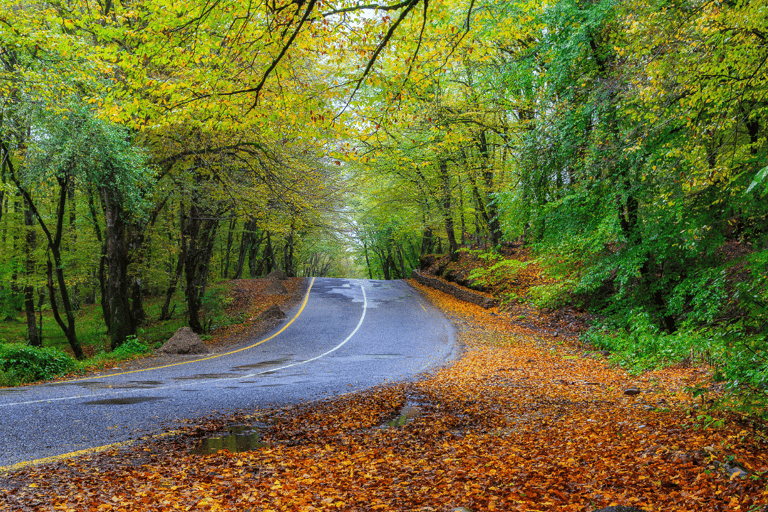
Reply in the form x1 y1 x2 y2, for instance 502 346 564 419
0 278 457 469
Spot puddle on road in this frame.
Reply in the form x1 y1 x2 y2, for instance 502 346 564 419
130 380 164 386
173 373 238 380
190 425 269 455
84 396 164 405
63 380 165 390
231 357 290 371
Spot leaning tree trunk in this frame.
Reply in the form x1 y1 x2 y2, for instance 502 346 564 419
5 148 83 358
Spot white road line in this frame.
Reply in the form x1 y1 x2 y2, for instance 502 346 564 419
0 285 369 408
239 284 368 378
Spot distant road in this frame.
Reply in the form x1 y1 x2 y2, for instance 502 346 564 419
0 278 457 470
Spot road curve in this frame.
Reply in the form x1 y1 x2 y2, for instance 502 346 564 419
0 278 457 470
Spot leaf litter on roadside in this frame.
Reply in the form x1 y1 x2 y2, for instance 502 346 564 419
1 282 766 511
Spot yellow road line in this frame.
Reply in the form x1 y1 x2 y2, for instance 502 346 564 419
0 431 181 473
1 281 316 472
62 277 316 383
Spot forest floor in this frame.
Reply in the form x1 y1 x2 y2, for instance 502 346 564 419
1 273 767 511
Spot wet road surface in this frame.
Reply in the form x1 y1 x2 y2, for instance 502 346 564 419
0 278 457 469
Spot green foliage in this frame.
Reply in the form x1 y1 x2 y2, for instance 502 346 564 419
669 268 728 325
0 344 77 384
201 285 237 333
0 288 23 321
527 280 577 310
111 336 151 358
586 313 696 371
585 315 768 420
468 258 527 290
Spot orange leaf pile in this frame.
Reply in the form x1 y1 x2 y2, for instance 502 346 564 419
1 282 766 511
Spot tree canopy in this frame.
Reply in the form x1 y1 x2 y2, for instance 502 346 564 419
1 0 766 415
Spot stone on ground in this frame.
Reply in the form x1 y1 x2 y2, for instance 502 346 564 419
159 327 210 355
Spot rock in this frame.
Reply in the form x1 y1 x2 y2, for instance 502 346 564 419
262 279 288 295
412 269 499 309
265 269 288 281
159 327 210 355
594 507 644 512
724 463 749 480
257 304 286 321
624 388 642 396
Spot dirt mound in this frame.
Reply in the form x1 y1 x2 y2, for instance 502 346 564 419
257 304 286 322
262 279 288 295
265 269 288 281
158 327 210 355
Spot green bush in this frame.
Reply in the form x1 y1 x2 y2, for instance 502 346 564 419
202 285 237 332
0 344 77 383
527 279 577 310
112 336 151 357
584 315 768 420
0 288 23 321
468 258 528 289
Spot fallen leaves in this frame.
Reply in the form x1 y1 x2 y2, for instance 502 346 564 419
1 280 766 511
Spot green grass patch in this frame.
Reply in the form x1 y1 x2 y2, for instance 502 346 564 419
0 288 192 385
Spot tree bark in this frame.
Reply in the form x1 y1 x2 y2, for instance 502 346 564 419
439 159 459 261
160 204 186 321
23 208 40 346
222 218 236 278
101 185 136 350
183 201 219 334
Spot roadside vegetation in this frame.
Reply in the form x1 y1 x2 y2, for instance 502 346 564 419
1 0 765 490
0 279 290 387
1 288 210 386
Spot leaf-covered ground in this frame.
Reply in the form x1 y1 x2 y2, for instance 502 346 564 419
1 282 766 511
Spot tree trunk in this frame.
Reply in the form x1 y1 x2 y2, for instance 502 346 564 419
23 208 40 346
478 131 502 245
101 185 135 350
130 278 147 326
233 217 260 279
183 202 219 334
439 159 459 261
397 245 407 279
363 241 373 279
222 218 236 278
263 232 275 274
421 226 434 255
283 227 296 277
86 190 109 330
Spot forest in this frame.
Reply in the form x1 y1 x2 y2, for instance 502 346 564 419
1 0 766 415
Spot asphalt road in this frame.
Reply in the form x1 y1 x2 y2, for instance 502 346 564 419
0 278 457 469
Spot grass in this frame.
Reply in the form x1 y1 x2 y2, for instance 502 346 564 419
0 282 235 385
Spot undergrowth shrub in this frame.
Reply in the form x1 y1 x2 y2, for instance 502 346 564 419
0 288 22 321
112 336 151 357
468 258 528 289
584 314 768 420
528 279 577 310
202 285 236 332
0 344 77 384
